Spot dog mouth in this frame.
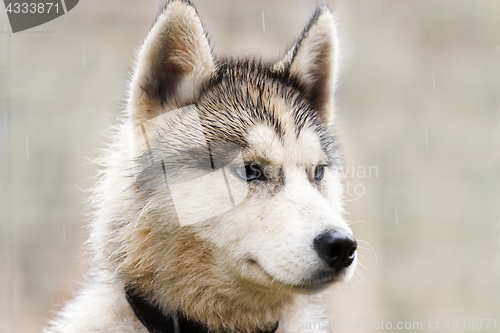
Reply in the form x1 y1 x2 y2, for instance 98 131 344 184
298 270 343 292
243 258 346 293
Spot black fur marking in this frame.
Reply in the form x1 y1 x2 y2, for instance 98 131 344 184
199 60 303 142
196 59 340 166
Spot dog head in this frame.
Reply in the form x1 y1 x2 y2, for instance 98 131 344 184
113 0 356 328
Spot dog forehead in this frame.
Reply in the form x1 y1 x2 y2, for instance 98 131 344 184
196 61 335 166
246 123 324 166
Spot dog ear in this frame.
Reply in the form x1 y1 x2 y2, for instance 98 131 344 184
129 0 215 127
277 5 339 125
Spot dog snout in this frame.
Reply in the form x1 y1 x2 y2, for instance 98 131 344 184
314 230 357 270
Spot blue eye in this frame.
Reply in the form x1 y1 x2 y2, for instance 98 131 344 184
236 164 266 182
314 165 325 181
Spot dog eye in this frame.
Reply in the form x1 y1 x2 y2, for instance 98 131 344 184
235 164 266 182
314 165 325 181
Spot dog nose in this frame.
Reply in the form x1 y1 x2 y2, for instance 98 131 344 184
314 230 357 270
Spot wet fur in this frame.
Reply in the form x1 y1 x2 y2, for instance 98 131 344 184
44 1 355 332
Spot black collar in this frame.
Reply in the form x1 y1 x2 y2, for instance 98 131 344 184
125 286 279 333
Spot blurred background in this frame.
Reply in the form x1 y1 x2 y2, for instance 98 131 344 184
1 0 499 332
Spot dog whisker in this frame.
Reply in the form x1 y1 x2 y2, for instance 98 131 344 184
348 220 366 226
356 240 379 264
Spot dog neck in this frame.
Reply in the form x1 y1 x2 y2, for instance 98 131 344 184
125 286 279 333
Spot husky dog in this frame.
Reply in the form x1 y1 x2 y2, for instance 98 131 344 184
45 1 357 332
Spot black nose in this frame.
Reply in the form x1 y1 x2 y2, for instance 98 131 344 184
314 230 357 270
